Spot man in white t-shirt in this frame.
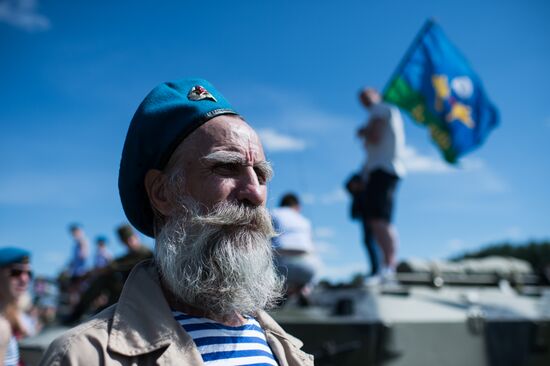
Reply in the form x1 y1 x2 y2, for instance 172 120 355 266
357 87 406 277
271 193 317 304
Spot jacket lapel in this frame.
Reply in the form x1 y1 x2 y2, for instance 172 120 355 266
106 260 203 365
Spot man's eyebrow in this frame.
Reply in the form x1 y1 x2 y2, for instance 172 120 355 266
201 151 245 165
201 151 274 181
254 160 274 182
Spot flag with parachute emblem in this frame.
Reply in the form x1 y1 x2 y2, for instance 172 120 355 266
383 19 499 163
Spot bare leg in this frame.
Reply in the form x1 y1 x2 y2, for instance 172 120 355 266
369 219 398 269
362 217 380 275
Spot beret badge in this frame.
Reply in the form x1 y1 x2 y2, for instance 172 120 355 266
187 85 217 102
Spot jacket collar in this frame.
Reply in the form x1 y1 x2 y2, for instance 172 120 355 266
107 260 195 357
256 310 304 349
106 260 304 360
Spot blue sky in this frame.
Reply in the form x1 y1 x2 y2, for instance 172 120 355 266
1 0 549 280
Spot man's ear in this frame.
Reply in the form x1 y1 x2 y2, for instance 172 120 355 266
144 169 173 216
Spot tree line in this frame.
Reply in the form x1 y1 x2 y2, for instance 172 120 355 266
452 239 550 282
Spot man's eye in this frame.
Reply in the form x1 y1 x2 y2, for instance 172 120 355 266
212 163 239 175
254 167 267 184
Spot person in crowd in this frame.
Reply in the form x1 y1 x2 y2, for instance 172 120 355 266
357 87 406 279
67 223 89 279
0 247 32 366
93 236 112 270
63 224 152 323
271 193 317 305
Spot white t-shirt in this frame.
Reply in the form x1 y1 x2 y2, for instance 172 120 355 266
271 207 315 254
364 102 406 178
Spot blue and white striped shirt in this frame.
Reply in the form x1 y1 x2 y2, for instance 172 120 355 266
173 311 278 366
4 335 19 366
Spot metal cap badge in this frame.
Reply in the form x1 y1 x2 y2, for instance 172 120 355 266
187 85 217 102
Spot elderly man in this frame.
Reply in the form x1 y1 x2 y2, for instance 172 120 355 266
41 79 313 365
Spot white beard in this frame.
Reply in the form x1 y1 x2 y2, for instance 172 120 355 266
155 199 283 318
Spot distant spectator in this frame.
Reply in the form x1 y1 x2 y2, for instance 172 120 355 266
67 223 89 278
63 224 152 324
0 247 32 366
271 193 318 305
356 87 405 278
17 292 40 337
93 236 112 270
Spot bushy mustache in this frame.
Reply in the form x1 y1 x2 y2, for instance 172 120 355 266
190 201 276 234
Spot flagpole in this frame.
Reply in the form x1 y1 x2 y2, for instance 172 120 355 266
382 18 436 95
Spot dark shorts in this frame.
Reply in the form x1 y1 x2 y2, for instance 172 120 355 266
363 169 400 222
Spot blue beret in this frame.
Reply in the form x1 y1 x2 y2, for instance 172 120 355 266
119 78 238 238
0 247 31 267
95 235 108 244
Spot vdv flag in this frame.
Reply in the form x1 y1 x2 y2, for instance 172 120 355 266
383 20 499 163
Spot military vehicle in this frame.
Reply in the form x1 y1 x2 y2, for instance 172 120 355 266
19 256 550 365
272 256 550 366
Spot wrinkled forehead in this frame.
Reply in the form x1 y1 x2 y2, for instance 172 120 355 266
166 115 265 168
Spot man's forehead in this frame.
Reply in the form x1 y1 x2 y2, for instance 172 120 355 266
174 116 265 161
201 116 259 142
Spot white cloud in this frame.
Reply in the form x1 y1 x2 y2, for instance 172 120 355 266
0 0 50 32
257 128 306 152
402 146 509 193
402 145 491 175
0 174 68 205
435 229 523 259
0 170 111 206
459 157 486 171
320 188 347 205
301 193 316 205
447 238 467 251
434 238 476 259
402 145 454 174
314 226 335 239
301 188 348 206
43 251 66 266
503 226 522 240
286 107 353 133
403 146 453 173
234 84 355 134
302 193 317 205
315 240 337 255
476 170 509 194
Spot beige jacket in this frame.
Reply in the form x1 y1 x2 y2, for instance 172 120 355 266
40 260 313 366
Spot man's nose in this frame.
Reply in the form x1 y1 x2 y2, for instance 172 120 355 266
236 167 265 207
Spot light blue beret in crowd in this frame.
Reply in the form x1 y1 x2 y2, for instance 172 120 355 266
119 78 239 237
95 235 108 244
0 247 31 267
